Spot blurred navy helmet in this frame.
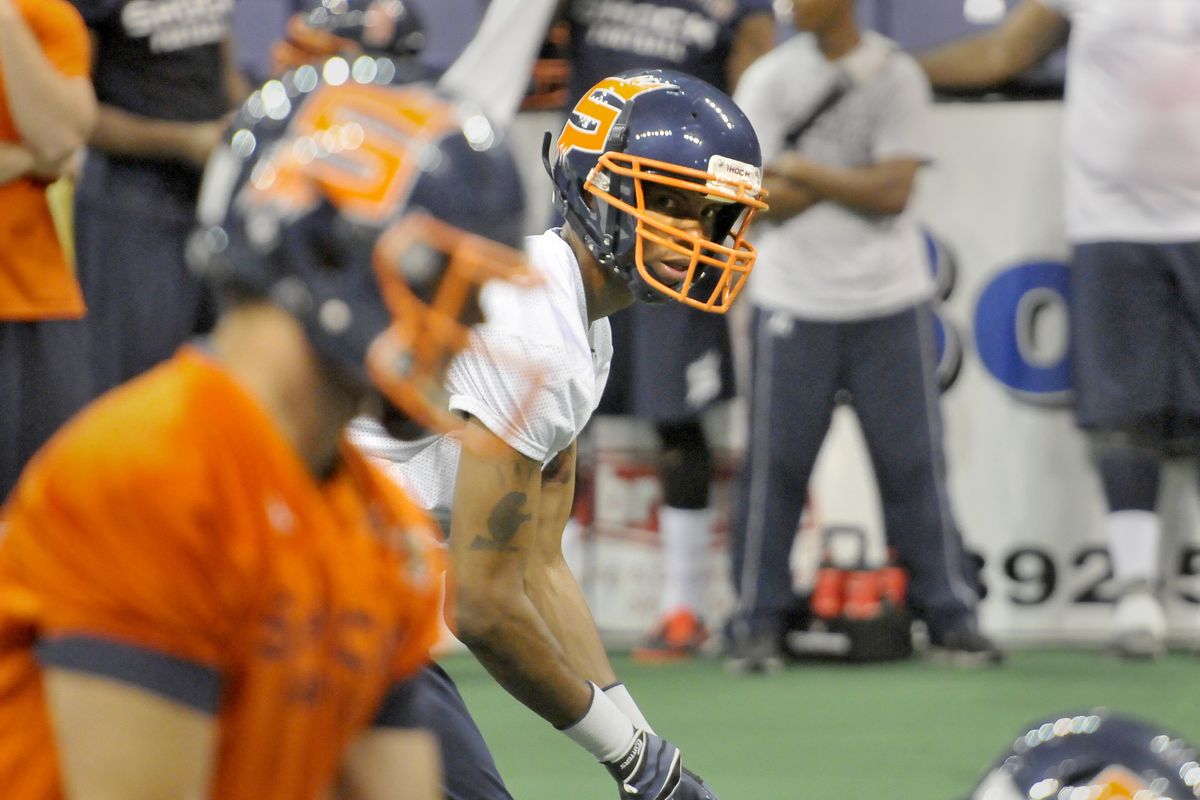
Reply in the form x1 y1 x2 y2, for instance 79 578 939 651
273 0 425 73
971 711 1200 800
544 68 767 314
190 66 531 437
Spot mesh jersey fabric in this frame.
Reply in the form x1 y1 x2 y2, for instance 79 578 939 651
349 228 612 521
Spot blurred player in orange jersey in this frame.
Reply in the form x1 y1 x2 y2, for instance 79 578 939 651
0 61 532 800
0 0 97 502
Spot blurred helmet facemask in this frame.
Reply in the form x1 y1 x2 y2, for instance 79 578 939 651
191 71 538 453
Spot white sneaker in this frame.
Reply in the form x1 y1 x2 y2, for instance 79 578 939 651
1111 586 1166 660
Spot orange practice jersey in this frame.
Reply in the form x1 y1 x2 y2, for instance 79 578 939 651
0 349 446 798
0 0 89 320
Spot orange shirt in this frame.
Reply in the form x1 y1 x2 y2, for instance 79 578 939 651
0 349 446 799
0 0 89 320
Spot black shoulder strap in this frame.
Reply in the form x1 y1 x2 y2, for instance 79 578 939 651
782 71 854 148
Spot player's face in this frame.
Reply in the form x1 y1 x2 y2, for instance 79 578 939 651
638 182 731 290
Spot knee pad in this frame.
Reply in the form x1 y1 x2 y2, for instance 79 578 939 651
658 420 711 509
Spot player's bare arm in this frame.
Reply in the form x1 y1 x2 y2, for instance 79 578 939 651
335 728 441 800
523 440 619 687
917 0 1069 89
44 669 217 800
769 154 921 216
0 0 96 164
449 415 595 728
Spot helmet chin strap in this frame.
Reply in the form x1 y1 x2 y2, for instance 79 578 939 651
546 135 673 307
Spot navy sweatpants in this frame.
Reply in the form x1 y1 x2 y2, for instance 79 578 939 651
0 318 92 502
729 301 979 636
73 154 215 396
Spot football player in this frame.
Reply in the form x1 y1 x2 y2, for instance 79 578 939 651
354 69 767 800
564 0 776 665
0 64 531 798
971 711 1200 800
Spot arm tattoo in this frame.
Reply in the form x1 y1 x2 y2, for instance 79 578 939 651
469 491 530 552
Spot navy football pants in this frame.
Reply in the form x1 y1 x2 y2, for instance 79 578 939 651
388 663 513 800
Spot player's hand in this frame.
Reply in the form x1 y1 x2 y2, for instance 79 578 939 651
604 730 685 800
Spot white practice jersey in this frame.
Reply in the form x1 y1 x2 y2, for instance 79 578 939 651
733 32 935 321
1038 0 1200 243
349 229 612 521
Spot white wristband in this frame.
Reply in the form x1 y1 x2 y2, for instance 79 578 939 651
603 682 655 734
560 682 637 762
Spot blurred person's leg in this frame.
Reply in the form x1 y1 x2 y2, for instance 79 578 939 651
0 318 91 502
845 302 999 665
727 307 839 672
379 663 514 800
74 156 213 396
1071 241 1180 658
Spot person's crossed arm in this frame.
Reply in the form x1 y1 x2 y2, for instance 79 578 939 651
0 0 96 180
84 27 246 169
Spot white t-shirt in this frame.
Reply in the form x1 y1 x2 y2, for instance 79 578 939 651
1038 0 1200 243
349 230 612 519
733 32 935 321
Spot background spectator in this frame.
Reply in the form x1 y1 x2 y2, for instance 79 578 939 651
727 0 998 671
70 0 248 395
919 0 1200 659
0 0 96 501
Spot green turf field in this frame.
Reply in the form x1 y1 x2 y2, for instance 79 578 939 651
442 649 1200 799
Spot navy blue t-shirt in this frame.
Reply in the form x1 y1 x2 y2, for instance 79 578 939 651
71 0 234 199
72 0 233 123
566 0 773 103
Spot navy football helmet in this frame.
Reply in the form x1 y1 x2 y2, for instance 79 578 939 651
971 711 1200 800
545 69 767 314
190 67 532 440
273 0 425 73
